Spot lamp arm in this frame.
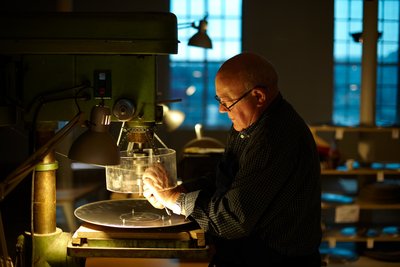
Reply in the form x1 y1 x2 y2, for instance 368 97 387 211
178 22 196 29
0 112 85 202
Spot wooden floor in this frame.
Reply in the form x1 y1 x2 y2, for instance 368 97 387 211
327 256 400 266
83 256 400 267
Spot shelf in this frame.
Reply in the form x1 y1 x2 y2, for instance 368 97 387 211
321 169 400 175
321 201 400 210
323 235 400 243
322 235 400 248
322 225 400 249
321 169 400 183
309 125 400 139
310 125 399 133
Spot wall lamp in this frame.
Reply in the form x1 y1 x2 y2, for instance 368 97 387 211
351 31 382 43
178 15 212 49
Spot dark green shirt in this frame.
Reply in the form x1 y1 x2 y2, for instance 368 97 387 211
183 93 322 265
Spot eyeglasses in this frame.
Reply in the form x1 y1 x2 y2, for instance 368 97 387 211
214 88 254 111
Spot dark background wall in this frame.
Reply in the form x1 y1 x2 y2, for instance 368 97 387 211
243 0 334 124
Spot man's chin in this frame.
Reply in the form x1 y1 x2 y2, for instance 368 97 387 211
233 124 243 132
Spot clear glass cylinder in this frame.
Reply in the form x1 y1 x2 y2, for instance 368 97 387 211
105 148 177 194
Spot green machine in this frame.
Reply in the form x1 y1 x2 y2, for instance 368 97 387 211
0 12 211 267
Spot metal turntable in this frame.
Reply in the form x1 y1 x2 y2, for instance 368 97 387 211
74 198 190 228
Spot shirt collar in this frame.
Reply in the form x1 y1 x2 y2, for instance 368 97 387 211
236 92 283 138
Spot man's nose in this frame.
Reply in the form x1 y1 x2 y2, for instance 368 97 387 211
218 103 228 113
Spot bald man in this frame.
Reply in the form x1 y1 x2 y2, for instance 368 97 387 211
143 52 322 266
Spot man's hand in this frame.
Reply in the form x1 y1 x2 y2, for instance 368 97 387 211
142 163 170 190
142 163 180 212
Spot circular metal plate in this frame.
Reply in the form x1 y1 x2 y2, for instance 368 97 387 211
74 199 191 228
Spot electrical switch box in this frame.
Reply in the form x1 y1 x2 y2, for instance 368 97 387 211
94 70 112 99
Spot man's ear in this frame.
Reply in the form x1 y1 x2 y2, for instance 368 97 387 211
252 88 267 106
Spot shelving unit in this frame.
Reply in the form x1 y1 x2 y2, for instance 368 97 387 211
310 126 400 257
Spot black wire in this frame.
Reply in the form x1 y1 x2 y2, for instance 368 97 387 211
73 83 92 113
29 82 91 153
26 81 91 113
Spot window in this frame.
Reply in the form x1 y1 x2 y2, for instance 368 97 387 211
169 0 242 130
333 0 399 126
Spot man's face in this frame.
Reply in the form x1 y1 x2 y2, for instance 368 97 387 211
215 78 258 132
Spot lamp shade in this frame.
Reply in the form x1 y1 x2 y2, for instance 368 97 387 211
188 19 212 49
188 31 212 49
68 104 120 165
68 130 120 165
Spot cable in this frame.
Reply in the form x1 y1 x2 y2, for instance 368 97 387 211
28 83 91 153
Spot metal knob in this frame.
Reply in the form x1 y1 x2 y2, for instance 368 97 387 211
113 98 135 121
